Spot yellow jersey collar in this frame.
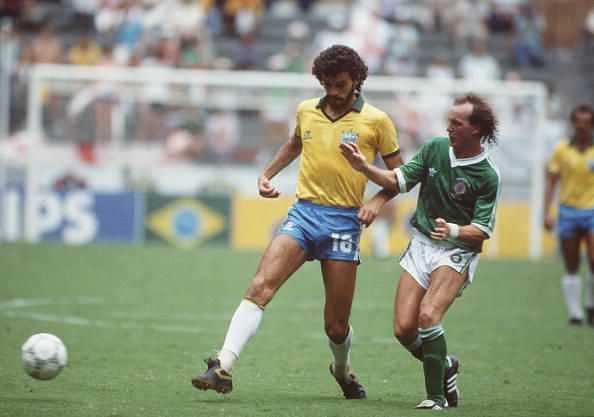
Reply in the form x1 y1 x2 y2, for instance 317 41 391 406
316 95 365 112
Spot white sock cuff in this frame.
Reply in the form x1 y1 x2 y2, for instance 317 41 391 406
419 324 444 342
564 274 581 281
241 298 265 311
328 325 353 348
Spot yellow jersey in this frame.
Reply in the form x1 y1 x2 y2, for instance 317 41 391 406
547 138 594 208
294 96 399 208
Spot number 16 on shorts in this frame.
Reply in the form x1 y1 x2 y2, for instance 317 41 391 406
331 233 353 253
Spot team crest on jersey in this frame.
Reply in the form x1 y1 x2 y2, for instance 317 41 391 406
340 130 359 144
451 178 470 200
450 254 462 264
428 167 438 177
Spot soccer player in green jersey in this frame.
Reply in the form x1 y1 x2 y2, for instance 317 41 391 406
340 93 501 410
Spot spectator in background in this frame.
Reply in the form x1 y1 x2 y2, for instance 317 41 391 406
179 31 216 69
112 5 144 65
348 1 392 74
231 31 261 70
18 0 51 32
59 0 99 34
458 37 501 80
165 120 207 162
511 2 545 69
205 108 240 163
24 23 63 64
485 0 515 34
67 32 103 66
22 23 64 137
143 0 206 41
94 0 124 40
450 0 489 50
426 52 455 82
309 14 350 64
220 0 263 36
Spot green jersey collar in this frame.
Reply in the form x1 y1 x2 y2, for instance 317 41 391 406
449 146 489 167
316 95 365 112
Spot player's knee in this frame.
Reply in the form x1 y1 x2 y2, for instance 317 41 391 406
418 308 441 329
245 277 275 306
393 319 416 342
325 321 349 344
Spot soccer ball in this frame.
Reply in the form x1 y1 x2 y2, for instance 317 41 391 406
21 333 68 380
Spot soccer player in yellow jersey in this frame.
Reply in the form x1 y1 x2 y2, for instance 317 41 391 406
544 104 594 326
192 45 403 398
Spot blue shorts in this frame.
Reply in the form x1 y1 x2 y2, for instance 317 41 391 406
558 205 594 238
277 200 362 262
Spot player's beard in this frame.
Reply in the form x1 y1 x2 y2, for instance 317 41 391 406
325 86 356 112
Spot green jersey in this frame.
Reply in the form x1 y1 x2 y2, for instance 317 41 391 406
394 137 501 253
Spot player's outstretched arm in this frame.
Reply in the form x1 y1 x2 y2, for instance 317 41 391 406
258 135 302 198
339 142 400 192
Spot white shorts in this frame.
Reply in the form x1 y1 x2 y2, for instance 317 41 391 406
399 236 480 294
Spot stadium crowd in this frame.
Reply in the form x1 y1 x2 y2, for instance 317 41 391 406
0 0 591 164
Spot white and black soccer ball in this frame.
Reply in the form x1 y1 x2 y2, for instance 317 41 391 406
21 333 68 380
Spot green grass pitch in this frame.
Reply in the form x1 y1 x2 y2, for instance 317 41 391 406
1 243 593 417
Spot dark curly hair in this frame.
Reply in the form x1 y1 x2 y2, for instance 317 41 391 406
312 45 368 94
454 93 499 146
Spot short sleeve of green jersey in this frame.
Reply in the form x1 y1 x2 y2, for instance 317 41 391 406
376 113 399 157
396 140 431 192
472 176 500 236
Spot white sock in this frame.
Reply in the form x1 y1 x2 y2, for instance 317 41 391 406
585 272 594 309
562 274 583 319
218 299 264 373
328 326 353 382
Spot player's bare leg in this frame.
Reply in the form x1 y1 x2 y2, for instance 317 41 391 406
192 235 308 393
393 271 425 360
321 260 366 399
416 266 467 408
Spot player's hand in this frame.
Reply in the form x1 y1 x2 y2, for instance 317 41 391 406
544 212 555 231
258 174 281 198
430 217 450 240
358 202 380 227
339 142 367 172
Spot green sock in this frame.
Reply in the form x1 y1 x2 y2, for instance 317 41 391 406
420 325 447 405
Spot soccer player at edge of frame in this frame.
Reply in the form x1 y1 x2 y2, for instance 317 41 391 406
191 44 403 399
543 104 594 326
340 93 501 410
